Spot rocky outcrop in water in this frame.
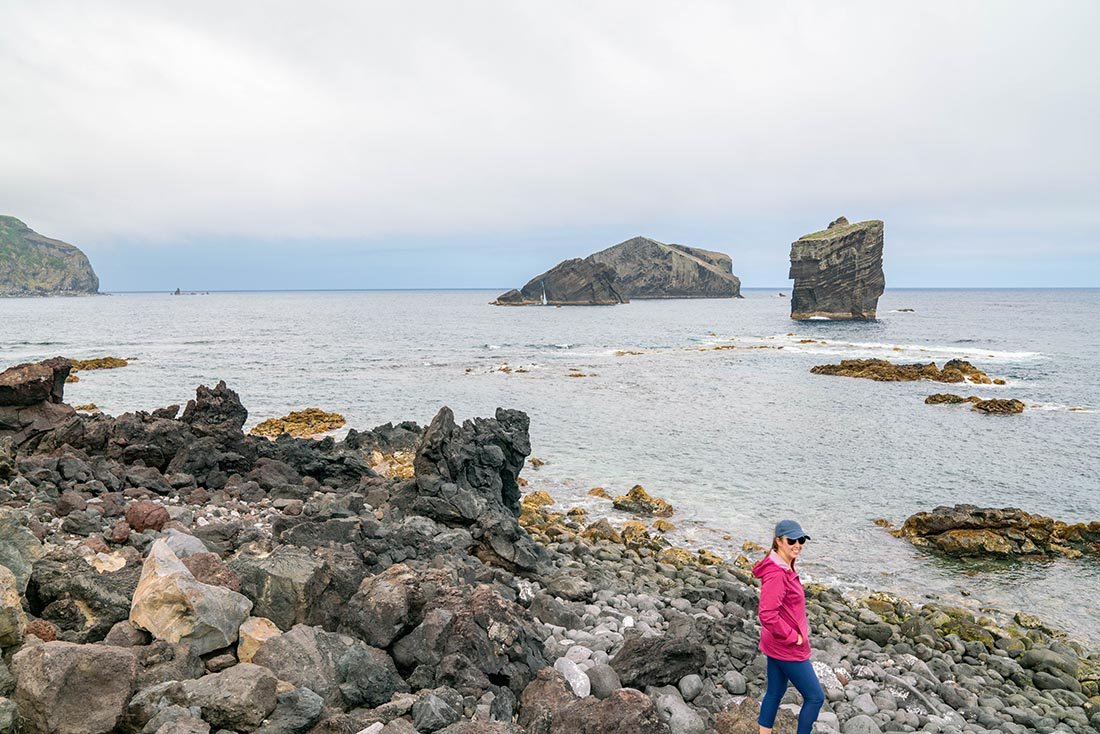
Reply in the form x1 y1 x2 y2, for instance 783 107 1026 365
494 236 740 306
493 258 626 306
0 216 99 296
788 216 884 320
811 358 1000 384
891 504 1100 558
249 408 347 438
1 357 1100 733
587 236 741 299
971 398 1026 414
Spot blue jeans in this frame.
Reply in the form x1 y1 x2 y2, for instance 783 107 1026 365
758 655 825 733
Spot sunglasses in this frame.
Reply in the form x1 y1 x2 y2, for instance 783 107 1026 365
785 537 808 545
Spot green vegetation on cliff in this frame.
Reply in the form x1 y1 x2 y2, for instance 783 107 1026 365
0 216 99 296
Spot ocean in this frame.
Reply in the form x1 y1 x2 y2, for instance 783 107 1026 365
3 288 1098 642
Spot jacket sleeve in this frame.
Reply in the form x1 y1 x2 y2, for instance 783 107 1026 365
758 574 800 644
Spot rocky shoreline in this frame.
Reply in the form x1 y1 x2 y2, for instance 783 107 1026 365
1 358 1098 734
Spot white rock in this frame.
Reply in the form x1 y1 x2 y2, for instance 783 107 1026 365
554 657 591 698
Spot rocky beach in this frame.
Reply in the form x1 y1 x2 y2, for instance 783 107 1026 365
1 356 1098 734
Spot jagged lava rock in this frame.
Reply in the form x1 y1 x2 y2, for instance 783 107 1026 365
394 406 548 573
789 216 885 320
0 216 99 296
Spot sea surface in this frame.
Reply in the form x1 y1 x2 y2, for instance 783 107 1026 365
3 288 1099 643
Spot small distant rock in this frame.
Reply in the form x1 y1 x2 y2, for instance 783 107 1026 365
612 485 674 517
972 398 1026 414
925 393 981 405
69 356 128 371
250 408 347 438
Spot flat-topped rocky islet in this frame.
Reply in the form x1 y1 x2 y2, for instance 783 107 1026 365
0 216 99 297
788 216 884 320
494 236 741 306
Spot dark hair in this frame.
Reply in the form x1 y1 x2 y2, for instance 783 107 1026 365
769 536 779 554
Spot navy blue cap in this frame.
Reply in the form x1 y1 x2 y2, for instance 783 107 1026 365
774 519 810 540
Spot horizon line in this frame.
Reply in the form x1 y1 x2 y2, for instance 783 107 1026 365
93 286 1100 294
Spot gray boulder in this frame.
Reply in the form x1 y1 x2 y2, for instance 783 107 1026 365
585 663 621 699
182 663 278 731
12 641 138 734
251 624 406 709
0 507 43 594
231 545 326 630
610 633 706 688
252 686 324 734
391 584 547 696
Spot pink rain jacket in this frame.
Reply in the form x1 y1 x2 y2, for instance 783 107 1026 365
752 550 811 661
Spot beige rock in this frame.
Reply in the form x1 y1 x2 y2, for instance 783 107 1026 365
129 539 252 655
0 564 26 648
238 616 282 663
90 551 127 573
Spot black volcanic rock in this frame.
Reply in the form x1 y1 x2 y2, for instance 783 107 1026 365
0 216 99 296
788 216 885 320
393 406 549 573
494 236 740 306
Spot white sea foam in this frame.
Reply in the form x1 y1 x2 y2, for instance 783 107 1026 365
771 335 1043 362
1028 403 1092 413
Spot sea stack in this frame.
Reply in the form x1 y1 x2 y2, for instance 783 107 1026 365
0 216 99 297
788 216 884 320
494 235 741 306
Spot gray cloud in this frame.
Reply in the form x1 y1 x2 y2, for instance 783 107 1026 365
1 1 1097 285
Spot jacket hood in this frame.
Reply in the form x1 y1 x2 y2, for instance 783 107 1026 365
752 551 793 579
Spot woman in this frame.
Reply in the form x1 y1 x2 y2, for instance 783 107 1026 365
752 519 824 734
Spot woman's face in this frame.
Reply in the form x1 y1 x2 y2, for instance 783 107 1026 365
778 534 807 561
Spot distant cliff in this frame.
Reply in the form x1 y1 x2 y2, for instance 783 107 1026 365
494 236 741 306
0 216 99 296
788 216 884 320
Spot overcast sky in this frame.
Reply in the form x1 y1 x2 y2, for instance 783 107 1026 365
2 1 1097 290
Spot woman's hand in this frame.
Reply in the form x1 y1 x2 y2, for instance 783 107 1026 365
796 634 804 645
